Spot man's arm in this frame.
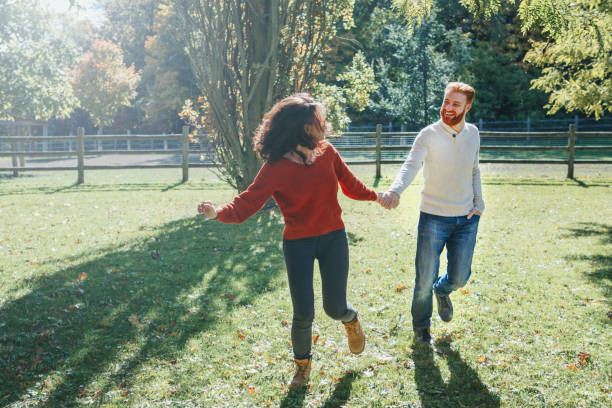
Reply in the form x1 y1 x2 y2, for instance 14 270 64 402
468 144 485 219
381 132 427 209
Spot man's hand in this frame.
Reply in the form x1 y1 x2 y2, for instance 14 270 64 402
377 191 400 209
198 200 217 219
467 209 481 219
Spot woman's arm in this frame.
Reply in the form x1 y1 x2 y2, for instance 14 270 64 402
198 164 275 223
331 145 378 201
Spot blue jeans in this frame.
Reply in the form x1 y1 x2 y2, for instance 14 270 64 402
412 212 480 329
283 229 357 359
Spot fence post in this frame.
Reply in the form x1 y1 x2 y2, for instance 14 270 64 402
10 125 18 177
77 127 85 184
567 124 575 179
376 124 382 179
478 118 483 130
182 126 189 182
18 127 26 167
526 116 531 142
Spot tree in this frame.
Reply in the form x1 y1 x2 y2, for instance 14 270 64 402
141 2 199 132
175 0 355 192
520 0 611 119
71 39 140 131
366 6 471 126
393 0 612 118
314 51 378 132
0 1 79 120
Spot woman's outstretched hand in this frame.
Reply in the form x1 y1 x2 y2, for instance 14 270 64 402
198 200 217 219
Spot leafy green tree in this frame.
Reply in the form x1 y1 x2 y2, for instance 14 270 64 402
101 0 159 70
393 0 612 118
366 6 471 126
520 0 611 119
315 51 378 131
140 2 199 132
175 0 355 191
0 1 79 120
71 39 140 131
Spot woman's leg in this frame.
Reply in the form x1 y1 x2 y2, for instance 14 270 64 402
283 237 317 359
317 229 357 322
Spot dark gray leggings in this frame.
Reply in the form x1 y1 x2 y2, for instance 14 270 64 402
283 228 357 359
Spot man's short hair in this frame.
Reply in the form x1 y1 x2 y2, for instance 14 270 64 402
445 82 475 104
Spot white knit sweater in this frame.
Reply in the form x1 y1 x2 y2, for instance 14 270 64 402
389 120 485 216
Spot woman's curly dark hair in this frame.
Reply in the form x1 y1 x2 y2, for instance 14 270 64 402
254 93 329 164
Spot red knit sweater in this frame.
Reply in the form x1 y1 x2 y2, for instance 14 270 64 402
215 141 378 239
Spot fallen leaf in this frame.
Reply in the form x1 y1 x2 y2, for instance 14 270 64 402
459 288 471 294
477 356 487 363
238 333 245 339
512 356 520 360
567 364 579 371
281 320 288 326
248 386 255 394
312 335 319 344
396 284 407 292
365 268 372 274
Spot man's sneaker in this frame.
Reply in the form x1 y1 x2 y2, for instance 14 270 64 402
413 327 432 344
289 358 312 388
342 314 366 354
435 293 453 322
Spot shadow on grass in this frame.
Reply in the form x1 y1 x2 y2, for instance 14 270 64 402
320 371 361 408
412 343 500 408
0 210 285 406
0 182 220 197
480 179 612 188
279 371 361 408
562 222 612 302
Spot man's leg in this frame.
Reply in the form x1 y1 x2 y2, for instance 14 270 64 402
434 215 479 296
412 212 449 330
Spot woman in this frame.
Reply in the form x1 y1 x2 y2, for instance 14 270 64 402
198 93 384 388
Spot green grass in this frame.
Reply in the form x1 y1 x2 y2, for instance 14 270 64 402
1 166 611 407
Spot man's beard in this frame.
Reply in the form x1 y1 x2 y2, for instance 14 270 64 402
440 106 465 126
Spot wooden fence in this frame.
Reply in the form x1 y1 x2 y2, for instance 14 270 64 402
1 125 611 182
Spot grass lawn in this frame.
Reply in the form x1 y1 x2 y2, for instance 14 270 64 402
1 165 611 407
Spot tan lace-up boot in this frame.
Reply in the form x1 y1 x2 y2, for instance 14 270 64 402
289 358 312 388
342 314 365 354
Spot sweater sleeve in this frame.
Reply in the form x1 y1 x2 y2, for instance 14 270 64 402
472 143 485 213
331 145 378 201
215 164 275 223
389 131 427 195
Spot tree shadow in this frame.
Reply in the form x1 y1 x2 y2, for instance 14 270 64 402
562 222 612 302
279 370 361 408
0 182 209 197
0 211 285 406
412 342 500 408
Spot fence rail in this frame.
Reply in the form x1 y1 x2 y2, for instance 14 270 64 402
1 125 611 182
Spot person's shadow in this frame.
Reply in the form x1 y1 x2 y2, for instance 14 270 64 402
279 371 361 408
413 340 500 408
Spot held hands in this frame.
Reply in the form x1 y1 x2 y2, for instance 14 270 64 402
377 191 400 210
197 200 217 219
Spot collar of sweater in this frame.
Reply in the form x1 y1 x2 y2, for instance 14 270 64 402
437 119 466 137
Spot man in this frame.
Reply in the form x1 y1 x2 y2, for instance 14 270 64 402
380 82 485 344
